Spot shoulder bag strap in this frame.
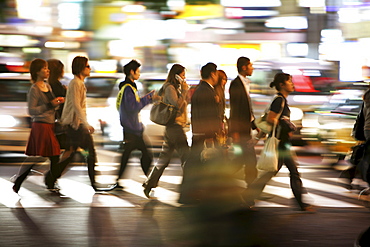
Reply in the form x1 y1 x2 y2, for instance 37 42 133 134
271 95 285 137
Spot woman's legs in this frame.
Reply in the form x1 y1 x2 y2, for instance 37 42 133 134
44 155 60 189
13 163 35 193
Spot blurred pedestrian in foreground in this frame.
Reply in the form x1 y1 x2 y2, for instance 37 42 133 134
49 56 101 191
229 57 259 187
143 64 190 198
12 58 64 193
115 60 159 189
178 62 222 204
352 86 370 188
242 72 315 212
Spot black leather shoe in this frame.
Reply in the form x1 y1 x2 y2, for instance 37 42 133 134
143 186 152 199
12 184 20 194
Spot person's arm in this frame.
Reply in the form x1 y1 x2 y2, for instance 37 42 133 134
121 87 152 114
165 85 187 110
28 87 53 116
267 97 283 125
70 80 90 127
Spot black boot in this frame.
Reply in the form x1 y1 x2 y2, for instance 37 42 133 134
13 164 34 193
143 166 166 198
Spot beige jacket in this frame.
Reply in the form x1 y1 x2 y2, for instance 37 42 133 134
61 76 90 130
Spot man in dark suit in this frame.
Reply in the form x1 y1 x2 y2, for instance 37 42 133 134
178 62 221 204
191 62 221 156
229 56 258 187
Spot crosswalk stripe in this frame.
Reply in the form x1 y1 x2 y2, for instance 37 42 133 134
271 177 362 208
120 179 181 207
0 178 56 208
0 167 366 209
139 175 182 185
57 178 135 207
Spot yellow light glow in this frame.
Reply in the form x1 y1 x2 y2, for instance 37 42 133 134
175 4 223 20
61 31 86 38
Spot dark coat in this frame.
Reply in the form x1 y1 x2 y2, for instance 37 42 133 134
191 80 221 138
229 76 255 136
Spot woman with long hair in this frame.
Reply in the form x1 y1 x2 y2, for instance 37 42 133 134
12 58 64 193
242 72 315 212
142 64 190 198
47 59 66 116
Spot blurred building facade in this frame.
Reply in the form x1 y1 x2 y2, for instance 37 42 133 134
0 0 369 80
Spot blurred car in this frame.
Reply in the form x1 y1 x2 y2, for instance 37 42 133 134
0 73 32 152
301 82 368 163
245 58 339 146
0 73 131 153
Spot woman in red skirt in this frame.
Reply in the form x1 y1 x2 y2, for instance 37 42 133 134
12 58 65 193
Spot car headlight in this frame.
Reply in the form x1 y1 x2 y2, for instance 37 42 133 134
0 115 18 128
290 107 304 121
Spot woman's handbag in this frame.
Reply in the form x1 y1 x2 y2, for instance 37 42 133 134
54 110 67 149
352 103 366 141
256 125 280 172
150 83 177 126
150 101 177 126
256 96 285 172
255 96 284 134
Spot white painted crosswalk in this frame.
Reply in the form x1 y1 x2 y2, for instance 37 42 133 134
0 169 368 209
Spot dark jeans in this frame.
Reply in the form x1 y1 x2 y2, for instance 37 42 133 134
45 125 97 187
118 131 153 179
244 140 309 209
233 134 257 186
145 124 189 189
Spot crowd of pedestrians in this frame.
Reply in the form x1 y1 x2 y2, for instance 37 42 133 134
12 54 369 213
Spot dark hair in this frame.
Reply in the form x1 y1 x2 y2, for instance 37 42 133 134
166 64 185 89
269 73 291 91
72 56 88 76
30 58 47 83
200 62 217 79
237 57 250 74
123 60 141 76
216 70 227 86
47 59 64 83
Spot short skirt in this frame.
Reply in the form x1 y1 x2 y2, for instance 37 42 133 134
25 122 61 157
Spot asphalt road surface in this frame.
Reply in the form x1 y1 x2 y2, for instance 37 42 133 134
0 148 369 247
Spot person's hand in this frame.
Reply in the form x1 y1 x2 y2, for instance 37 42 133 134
52 97 65 106
152 93 161 101
87 125 95 134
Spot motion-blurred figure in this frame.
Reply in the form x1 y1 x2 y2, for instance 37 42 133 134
178 62 222 204
229 57 258 187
